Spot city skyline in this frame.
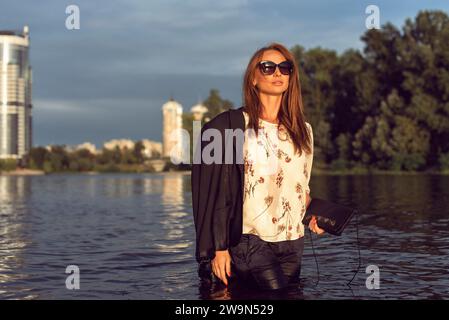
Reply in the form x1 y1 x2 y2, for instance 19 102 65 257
1 0 449 147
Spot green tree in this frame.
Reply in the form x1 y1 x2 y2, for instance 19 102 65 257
28 147 49 169
133 141 145 164
97 148 114 165
45 145 70 172
122 147 137 165
68 148 96 171
291 45 338 164
353 90 430 170
203 89 234 120
349 10 449 170
0 159 17 171
112 146 122 164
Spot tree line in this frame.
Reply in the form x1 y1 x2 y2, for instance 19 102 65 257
293 10 449 172
19 142 161 173
196 10 449 172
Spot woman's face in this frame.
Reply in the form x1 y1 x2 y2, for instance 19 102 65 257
252 49 290 96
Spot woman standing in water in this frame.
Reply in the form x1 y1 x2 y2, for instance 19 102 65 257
192 43 324 292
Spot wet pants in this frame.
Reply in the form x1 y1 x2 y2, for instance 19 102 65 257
229 234 305 291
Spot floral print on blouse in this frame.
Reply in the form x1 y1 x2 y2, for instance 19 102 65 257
242 111 314 242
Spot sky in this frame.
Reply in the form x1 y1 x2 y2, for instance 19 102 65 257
1 0 449 147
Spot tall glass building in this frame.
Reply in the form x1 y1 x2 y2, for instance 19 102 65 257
0 26 32 160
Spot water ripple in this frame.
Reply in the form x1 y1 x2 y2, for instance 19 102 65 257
0 173 448 299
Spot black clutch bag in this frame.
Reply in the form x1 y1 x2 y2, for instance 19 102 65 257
302 198 357 236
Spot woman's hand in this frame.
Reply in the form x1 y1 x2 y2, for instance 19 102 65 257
306 193 324 235
308 216 325 235
211 250 232 286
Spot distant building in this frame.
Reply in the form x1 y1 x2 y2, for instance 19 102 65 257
141 139 162 158
161 98 183 161
0 26 32 159
75 142 97 155
103 138 161 158
190 102 208 121
103 139 135 151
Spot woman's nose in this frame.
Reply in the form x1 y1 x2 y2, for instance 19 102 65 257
273 67 282 76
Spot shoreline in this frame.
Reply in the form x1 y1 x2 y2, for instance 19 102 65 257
0 168 46 175
1 168 448 176
311 168 449 176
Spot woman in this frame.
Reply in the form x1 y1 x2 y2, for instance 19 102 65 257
192 43 324 292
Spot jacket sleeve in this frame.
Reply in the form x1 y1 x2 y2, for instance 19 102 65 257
191 122 229 263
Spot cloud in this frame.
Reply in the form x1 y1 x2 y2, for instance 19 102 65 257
34 99 90 113
3 0 448 146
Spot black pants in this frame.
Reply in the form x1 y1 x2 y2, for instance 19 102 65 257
229 234 305 291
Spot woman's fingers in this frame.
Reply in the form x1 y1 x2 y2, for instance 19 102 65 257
217 260 227 285
212 250 231 286
221 263 228 286
226 257 231 278
214 261 222 283
212 261 221 281
212 258 228 285
309 216 325 235
309 216 317 231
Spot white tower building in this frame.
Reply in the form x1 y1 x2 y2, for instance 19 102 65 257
190 102 208 121
162 98 183 161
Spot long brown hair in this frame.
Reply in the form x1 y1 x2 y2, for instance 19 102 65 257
242 42 312 156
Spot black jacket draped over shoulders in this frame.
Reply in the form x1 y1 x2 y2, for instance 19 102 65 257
191 106 246 263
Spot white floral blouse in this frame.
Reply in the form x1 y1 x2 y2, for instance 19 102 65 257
242 111 314 242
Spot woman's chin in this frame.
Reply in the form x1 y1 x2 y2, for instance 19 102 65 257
259 88 287 96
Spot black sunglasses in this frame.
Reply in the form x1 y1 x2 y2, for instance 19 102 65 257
258 60 293 75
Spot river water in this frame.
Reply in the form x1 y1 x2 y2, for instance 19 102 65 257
0 172 448 299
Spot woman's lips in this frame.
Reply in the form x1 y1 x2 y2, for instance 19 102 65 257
272 81 284 86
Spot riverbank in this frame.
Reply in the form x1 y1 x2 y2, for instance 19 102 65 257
1 167 448 176
0 168 45 175
311 167 449 175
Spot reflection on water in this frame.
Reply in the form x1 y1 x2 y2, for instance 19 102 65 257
0 173 448 299
0 177 36 299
